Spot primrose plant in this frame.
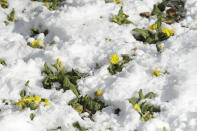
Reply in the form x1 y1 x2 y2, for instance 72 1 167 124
108 54 131 75
129 89 160 122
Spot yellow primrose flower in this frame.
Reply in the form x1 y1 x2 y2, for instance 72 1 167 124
57 58 61 63
16 101 23 109
148 114 152 119
169 29 174 35
110 54 119 64
39 40 43 44
141 117 145 122
133 104 140 111
162 28 174 37
153 68 160 77
113 0 122 4
26 96 34 102
44 99 51 106
32 40 38 45
113 17 118 22
159 45 163 50
21 97 26 103
34 96 41 103
148 24 157 30
45 2 49 8
96 90 102 96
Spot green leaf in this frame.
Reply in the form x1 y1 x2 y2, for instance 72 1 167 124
155 16 162 30
44 62 53 75
25 80 30 87
139 89 144 100
63 76 79 96
4 21 9 26
133 28 150 40
72 103 83 114
7 8 15 22
30 113 35 120
158 1 168 12
43 75 59 89
145 92 156 99
0 59 6 66
121 54 131 64
73 121 86 131
151 4 162 16
128 97 138 105
20 90 26 98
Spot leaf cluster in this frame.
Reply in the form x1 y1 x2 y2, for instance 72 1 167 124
128 89 160 122
69 95 105 115
151 0 185 24
32 0 65 10
42 60 86 96
30 28 49 37
108 54 131 75
112 7 132 25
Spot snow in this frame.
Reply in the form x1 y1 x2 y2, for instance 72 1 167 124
0 0 197 131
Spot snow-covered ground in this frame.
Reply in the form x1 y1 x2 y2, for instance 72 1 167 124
0 0 197 131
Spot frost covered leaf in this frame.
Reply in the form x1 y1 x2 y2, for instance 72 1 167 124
73 121 86 131
0 59 6 66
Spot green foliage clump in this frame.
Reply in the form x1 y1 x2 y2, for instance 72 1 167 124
30 28 49 37
108 54 131 75
27 28 56 49
128 89 160 122
132 17 170 44
32 0 65 10
42 59 86 96
0 0 8 8
69 95 105 115
112 7 132 25
151 0 185 24
0 59 6 66
73 121 86 131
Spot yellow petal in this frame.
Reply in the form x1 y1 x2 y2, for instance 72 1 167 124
39 40 43 44
44 99 51 106
96 90 102 96
32 40 38 45
110 54 119 64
